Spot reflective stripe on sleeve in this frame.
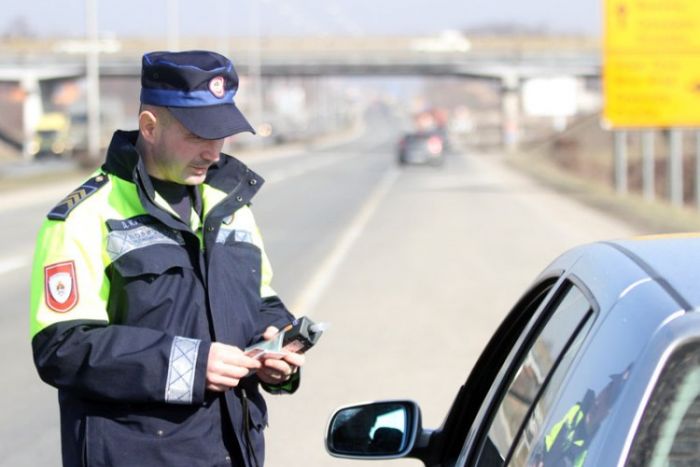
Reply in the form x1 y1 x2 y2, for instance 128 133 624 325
165 336 201 404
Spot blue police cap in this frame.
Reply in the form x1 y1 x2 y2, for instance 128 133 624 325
140 50 255 139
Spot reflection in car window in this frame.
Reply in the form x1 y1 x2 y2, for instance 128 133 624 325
473 284 592 467
510 315 595 465
628 342 700 466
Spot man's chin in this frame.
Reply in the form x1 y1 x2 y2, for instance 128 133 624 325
181 174 207 185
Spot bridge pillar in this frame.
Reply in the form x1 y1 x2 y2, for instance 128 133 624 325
501 74 520 153
20 74 43 160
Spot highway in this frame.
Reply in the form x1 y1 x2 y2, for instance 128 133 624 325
0 110 636 466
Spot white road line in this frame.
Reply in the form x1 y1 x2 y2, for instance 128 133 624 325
0 255 31 275
291 167 400 314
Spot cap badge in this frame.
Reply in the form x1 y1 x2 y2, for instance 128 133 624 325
209 76 226 98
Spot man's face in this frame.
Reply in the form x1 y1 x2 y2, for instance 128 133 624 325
146 111 224 185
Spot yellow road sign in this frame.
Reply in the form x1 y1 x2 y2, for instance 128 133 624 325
603 0 700 127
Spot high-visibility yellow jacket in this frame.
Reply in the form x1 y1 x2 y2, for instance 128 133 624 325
543 402 588 466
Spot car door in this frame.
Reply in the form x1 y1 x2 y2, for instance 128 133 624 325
455 278 596 466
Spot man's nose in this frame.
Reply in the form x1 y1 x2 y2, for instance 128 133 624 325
201 140 223 162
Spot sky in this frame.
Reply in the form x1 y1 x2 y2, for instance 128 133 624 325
2 0 602 39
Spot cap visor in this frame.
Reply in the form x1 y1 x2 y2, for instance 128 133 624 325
168 104 255 139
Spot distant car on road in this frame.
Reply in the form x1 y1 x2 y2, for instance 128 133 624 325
30 112 73 159
326 235 700 466
397 131 445 166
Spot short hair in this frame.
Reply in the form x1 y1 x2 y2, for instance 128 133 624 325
139 104 174 128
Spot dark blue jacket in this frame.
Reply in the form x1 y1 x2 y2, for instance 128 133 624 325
31 130 296 466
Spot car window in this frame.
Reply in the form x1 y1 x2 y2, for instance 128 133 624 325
471 283 593 467
442 280 559 465
627 341 700 466
509 314 595 465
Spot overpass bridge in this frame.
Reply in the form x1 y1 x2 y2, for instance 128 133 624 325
0 34 601 158
0 34 600 79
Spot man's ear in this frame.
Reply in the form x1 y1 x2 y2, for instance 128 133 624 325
138 109 158 143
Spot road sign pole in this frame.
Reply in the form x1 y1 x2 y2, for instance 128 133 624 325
248 0 263 139
668 129 684 206
642 130 655 201
614 130 628 195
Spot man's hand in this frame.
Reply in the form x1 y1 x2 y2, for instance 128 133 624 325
206 343 262 392
256 326 306 385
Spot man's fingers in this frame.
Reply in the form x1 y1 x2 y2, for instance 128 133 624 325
210 360 252 379
283 351 305 368
258 367 288 383
207 373 245 389
206 342 263 391
210 342 261 369
218 353 261 370
262 358 291 374
262 326 279 340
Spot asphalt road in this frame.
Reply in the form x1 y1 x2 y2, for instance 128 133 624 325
0 111 637 466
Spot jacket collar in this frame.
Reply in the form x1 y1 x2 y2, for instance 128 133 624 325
102 130 264 200
101 130 265 229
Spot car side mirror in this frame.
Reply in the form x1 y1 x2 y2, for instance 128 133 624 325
326 400 421 459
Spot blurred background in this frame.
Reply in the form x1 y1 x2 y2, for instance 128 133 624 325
0 0 604 170
2 1 700 466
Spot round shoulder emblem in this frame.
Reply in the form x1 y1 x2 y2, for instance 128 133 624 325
209 76 226 98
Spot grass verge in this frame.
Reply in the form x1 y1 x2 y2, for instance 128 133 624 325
507 152 700 235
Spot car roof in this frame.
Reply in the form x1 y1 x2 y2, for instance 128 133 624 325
608 233 700 310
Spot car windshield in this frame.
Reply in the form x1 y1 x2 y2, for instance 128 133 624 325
627 341 700 466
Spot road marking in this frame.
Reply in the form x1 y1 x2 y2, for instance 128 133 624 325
0 255 30 275
291 167 400 314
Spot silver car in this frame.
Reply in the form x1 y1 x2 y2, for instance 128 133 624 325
326 235 700 466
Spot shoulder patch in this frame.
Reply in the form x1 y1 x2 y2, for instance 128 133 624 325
48 174 109 221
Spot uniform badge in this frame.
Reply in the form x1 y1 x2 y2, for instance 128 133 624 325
209 76 225 98
47 174 109 221
44 261 79 312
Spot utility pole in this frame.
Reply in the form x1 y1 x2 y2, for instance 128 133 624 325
85 0 100 163
248 0 263 133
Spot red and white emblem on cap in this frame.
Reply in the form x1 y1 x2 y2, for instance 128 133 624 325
209 76 226 98
44 261 79 313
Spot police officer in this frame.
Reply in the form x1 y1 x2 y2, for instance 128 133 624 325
30 50 305 467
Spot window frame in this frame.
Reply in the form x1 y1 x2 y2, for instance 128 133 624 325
459 275 599 466
439 276 561 465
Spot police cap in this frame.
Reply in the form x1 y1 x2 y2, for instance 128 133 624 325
140 50 255 139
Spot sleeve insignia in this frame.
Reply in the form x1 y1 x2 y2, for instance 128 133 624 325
48 174 109 221
45 260 79 312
